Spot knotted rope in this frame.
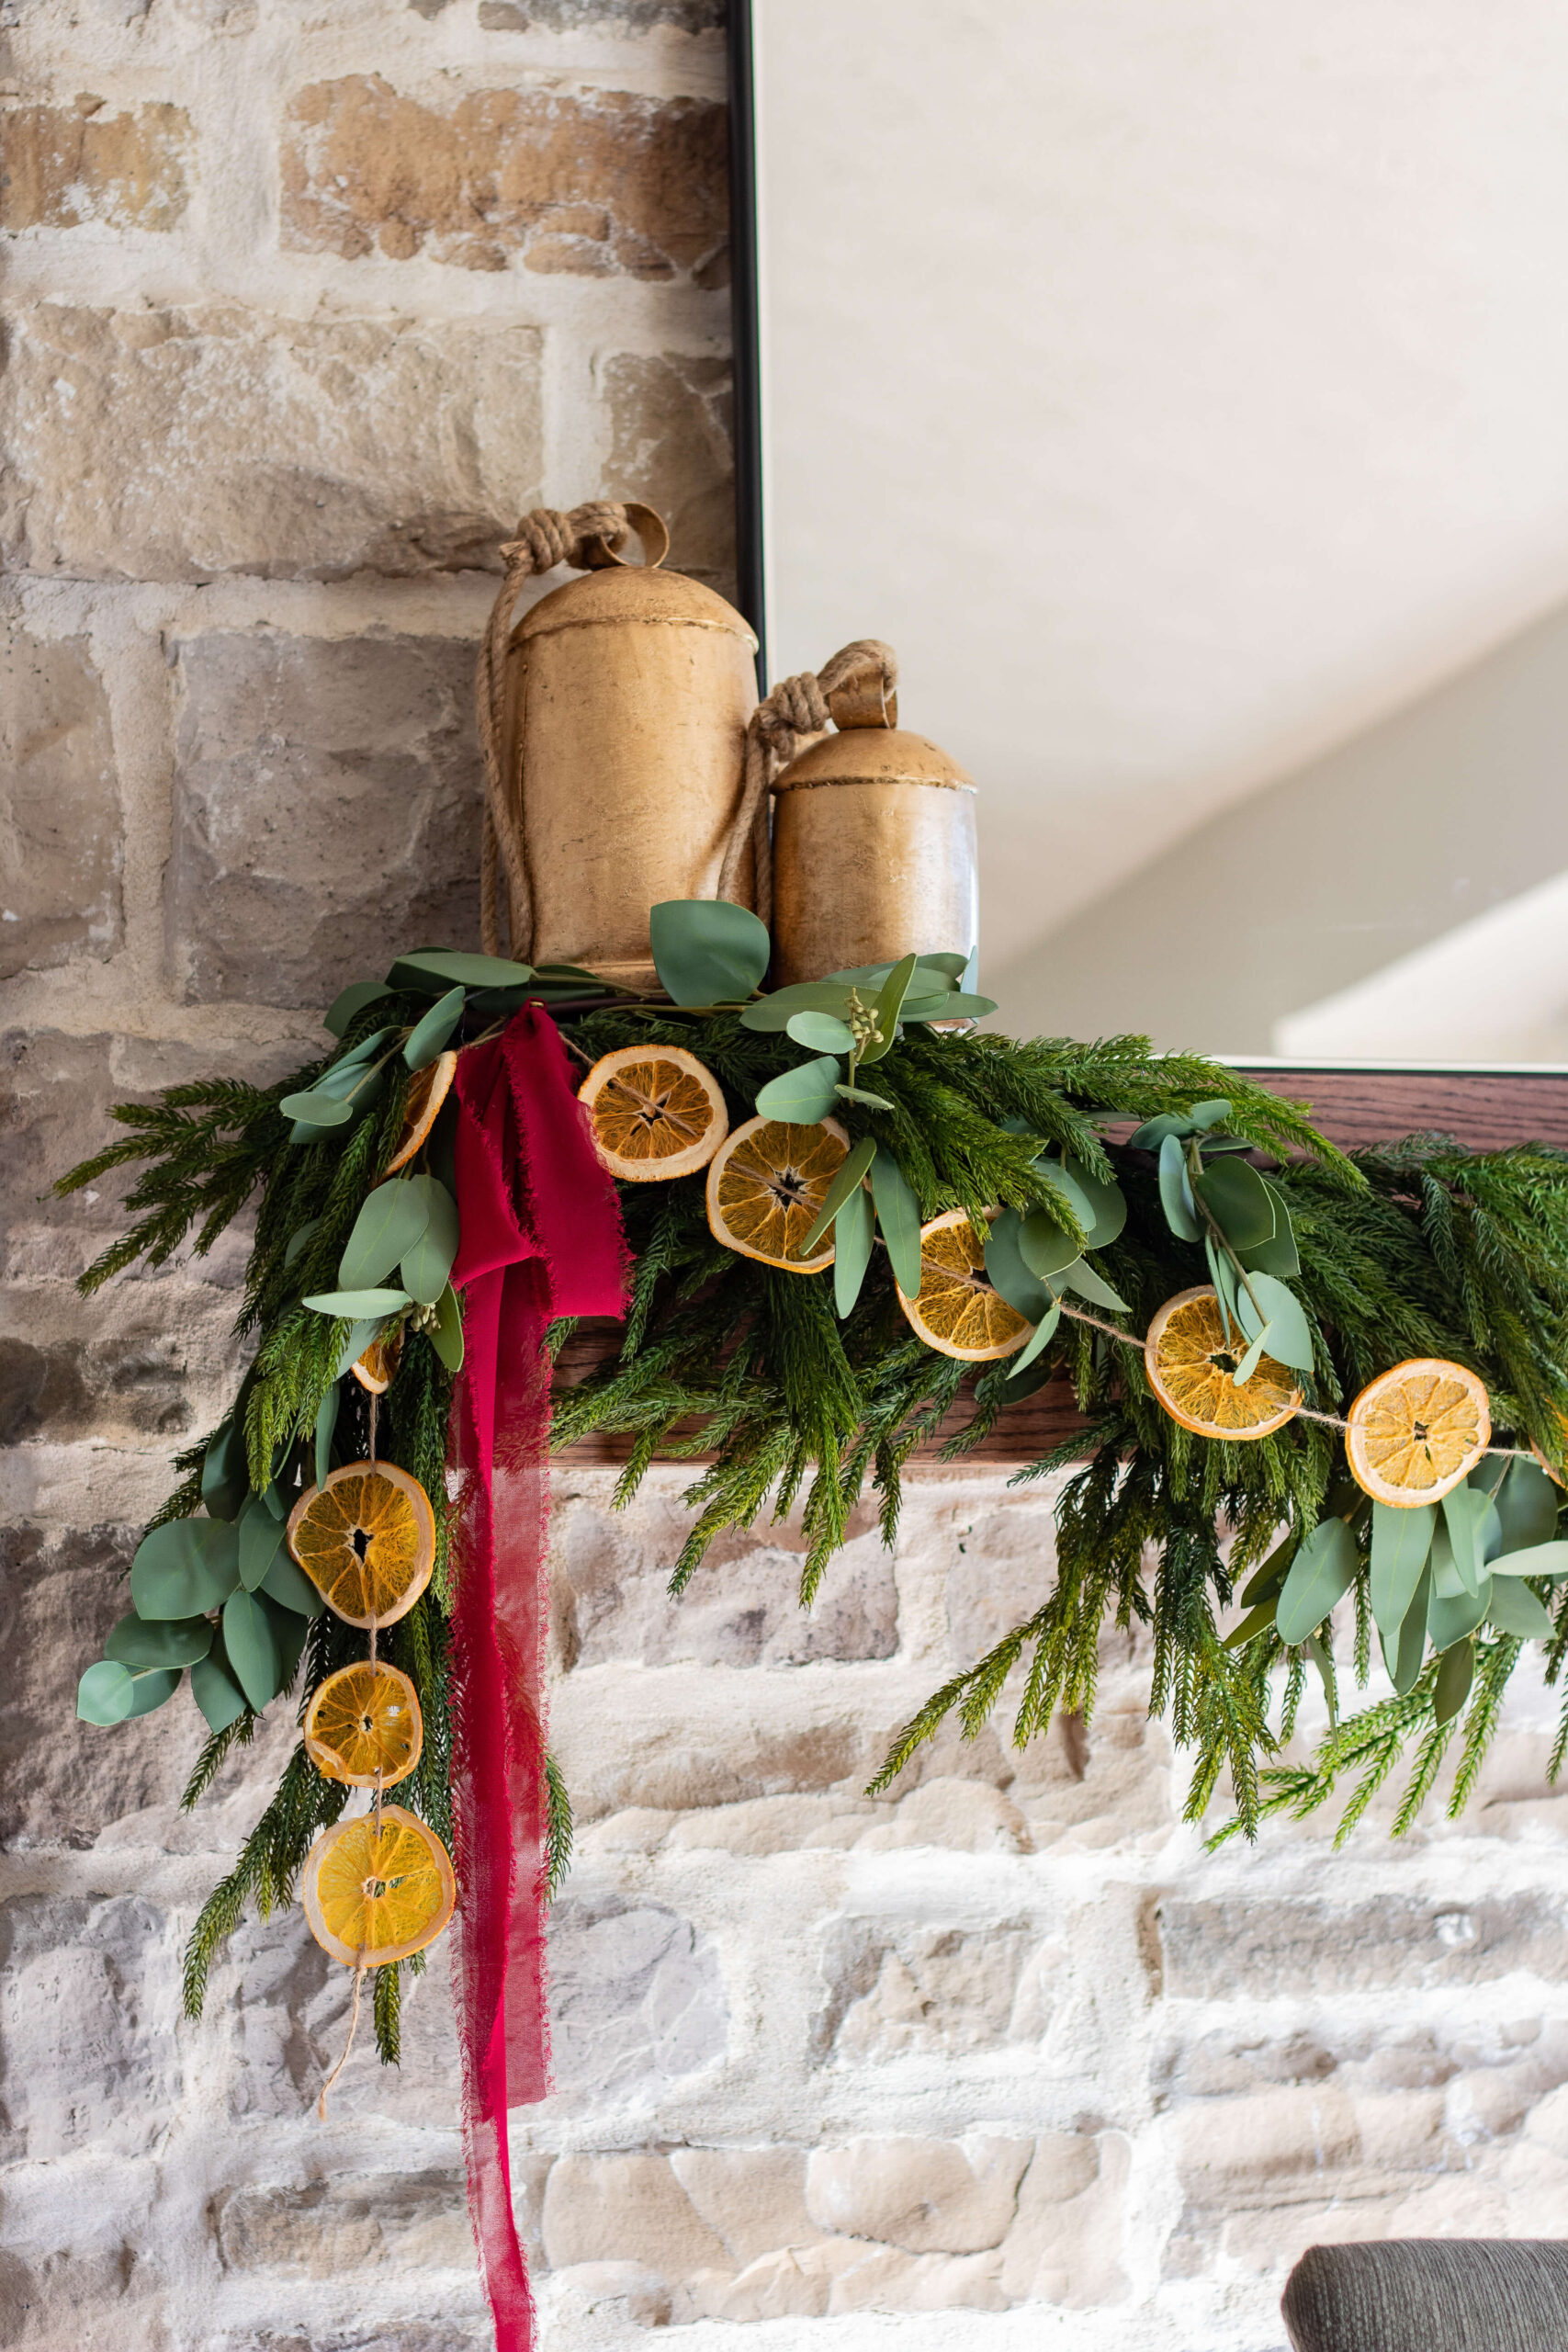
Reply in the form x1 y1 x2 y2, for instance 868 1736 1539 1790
478 496 897 958
477 502 632 957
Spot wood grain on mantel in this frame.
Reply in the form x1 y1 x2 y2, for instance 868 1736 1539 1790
554 1067 1568 1470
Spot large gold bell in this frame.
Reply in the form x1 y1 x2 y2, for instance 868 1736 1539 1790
768 676 978 986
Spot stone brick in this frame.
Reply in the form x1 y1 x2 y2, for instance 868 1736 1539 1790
551 1488 897 1669
0 1330 192 1448
816 1917 1035 2062
540 2153 730 2276
549 2262 672 2329
166 632 480 1008
852 1776 1032 1855
0 1894 183 2161
213 2171 471 2274
1158 1893 1568 1998
0 98 190 232
547 1890 727 2099
281 78 727 280
684 2238 864 2323
667 2147 817 2269
0 2242 164 2350
827 2247 1010 2315
998 2132 1131 2307
804 2136 1032 2256
603 352 735 593
479 1 724 28
0 628 120 978
0 306 543 582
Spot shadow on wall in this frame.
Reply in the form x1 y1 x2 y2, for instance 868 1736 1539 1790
989 596 1568 1062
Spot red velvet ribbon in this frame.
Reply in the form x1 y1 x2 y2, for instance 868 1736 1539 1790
447 1006 627 2351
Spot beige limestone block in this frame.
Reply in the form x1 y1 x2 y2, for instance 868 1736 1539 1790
805 2135 1032 2256
540 2153 731 2278
604 352 735 594
826 1921 1036 2063
998 2132 1131 2307
1157 1890 1568 1997
547 1892 727 2099
281 77 727 280
165 631 480 1009
684 2237 864 2323
213 2170 472 2275
827 2245 1010 2314
1178 2084 1361 2194
479 0 722 27
0 306 543 582
0 99 190 232
549 2262 672 2329
659 1794 875 1855
853 1776 1032 1855
0 628 120 979
669 2147 817 2268
0 1892 184 2162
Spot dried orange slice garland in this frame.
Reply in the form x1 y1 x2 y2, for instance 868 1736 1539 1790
351 1329 402 1395
705 1114 849 1270
580 1045 728 1181
1345 1357 1491 1505
898 1209 1030 1362
304 1661 423 1790
386 1048 457 1175
287 1462 436 1630
301 1804 456 1968
1144 1286 1303 1440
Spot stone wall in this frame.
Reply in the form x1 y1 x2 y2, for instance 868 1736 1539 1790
5 6 1568 2351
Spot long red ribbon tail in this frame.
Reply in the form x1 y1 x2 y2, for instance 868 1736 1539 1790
447 1007 628 2350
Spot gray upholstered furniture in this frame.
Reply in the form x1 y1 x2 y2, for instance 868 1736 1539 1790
1283 2241 1568 2350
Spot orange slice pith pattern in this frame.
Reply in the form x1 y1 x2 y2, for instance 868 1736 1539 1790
707 1117 847 1268
581 1047 726 1179
304 1661 423 1789
1145 1288 1300 1438
901 1212 1029 1360
1348 1358 1490 1502
288 1464 434 1628
302 1805 454 1966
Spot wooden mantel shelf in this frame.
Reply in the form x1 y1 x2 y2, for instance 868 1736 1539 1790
554 1066 1568 1470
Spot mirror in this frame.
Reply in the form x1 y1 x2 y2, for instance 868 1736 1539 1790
737 3 1568 1065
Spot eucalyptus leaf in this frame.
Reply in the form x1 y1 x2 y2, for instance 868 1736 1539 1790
1441 1485 1491 1598
1387 1562 1434 1693
1307 1633 1339 1730
76 1659 136 1725
1240 1531 1297 1607
281 1088 354 1131
1236 1177 1301 1277
314 1381 339 1487
1019 1210 1080 1282
130 1517 241 1620
1157 1133 1201 1241
400 1174 460 1306
334 1026 393 1071
833 1182 875 1317
827 953 968 989
284 1217 321 1271
901 990 997 1023
1059 1157 1126 1248
1231 1326 1272 1386
430 1283 465 1374
1061 1261 1130 1313
1190 1099 1235 1130
755 1057 840 1125
238 1493 288 1591
1481 1538 1568 1581
201 1414 250 1522
1007 1295 1062 1379
650 899 771 1006
265 1589 310 1692
787 1010 855 1054
1223 1598 1279 1650
1233 1272 1314 1372
325 979 391 1037
106 1611 213 1670
1205 1238 1244 1338
1434 1638 1475 1724
1276 1516 1358 1645
1427 1574 1491 1652
332 1317 383 1383
223 1588 283 1713
339 1181 431 1291
800 1135 877 1257
1192 1155 1275 1251
127 1667 183 1717
404 986 466 1070
1429 1516 1466 1600
871 1148 923 1298
1130 1113 1190 1150
1371 1501 1436 1653
739 983 856 1033
1494 1457 1562 1555
191 1640 248 1735
1486 1577 1557 1639
261 1548 325 1619
859 953 919 1065
303 1286 412 1318
986 1209 1055 1325
834 1083 896 1109
388 949 532 994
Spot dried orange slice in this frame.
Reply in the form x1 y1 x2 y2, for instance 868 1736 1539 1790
1345 1357 1491 1506
287 1461 435 1628
579 1045 728 1182
897 1208 1029 1362
351 1329 402 1395
705 1114 848 1271
300 1804 455 1967
386 1050 457 1175
304 1661 423 1790
1145 1286 1302 1440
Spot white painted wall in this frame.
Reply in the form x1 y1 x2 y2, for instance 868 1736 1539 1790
754 0 1568 1056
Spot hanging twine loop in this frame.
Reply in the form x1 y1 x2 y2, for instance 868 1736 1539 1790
716 639 899 928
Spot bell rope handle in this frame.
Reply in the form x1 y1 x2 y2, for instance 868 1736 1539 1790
717 639 899 924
